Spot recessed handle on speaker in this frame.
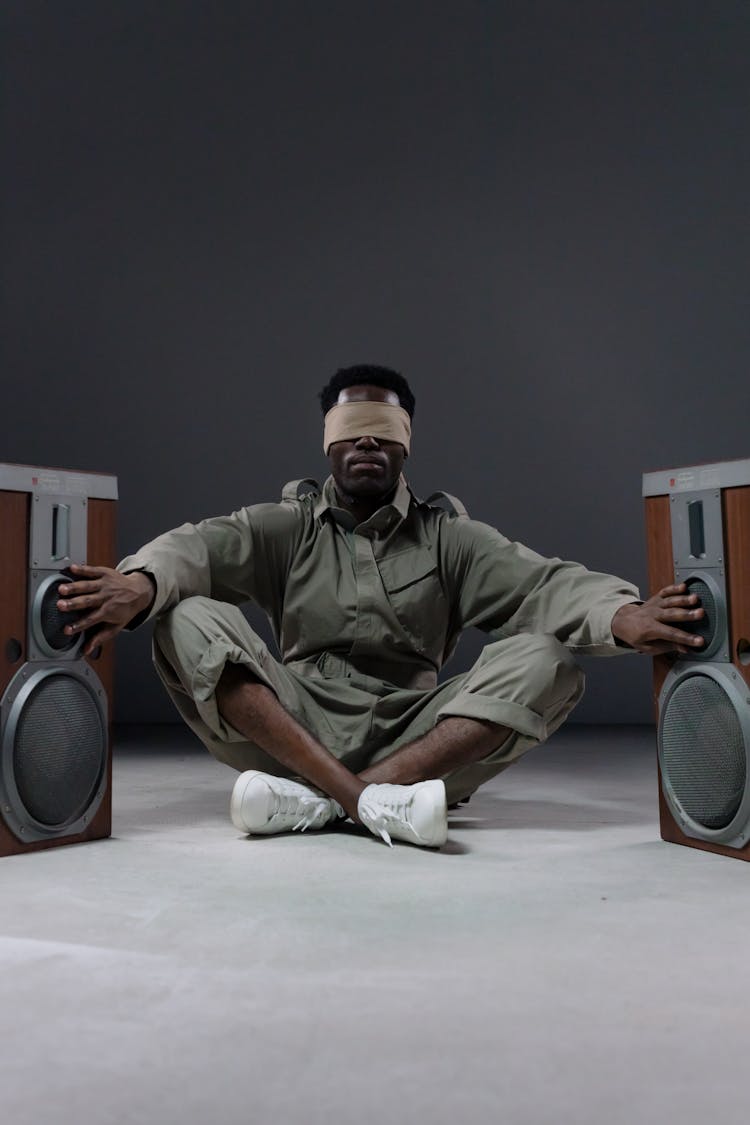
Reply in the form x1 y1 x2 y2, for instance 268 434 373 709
52 504 70 561
687 499 705 559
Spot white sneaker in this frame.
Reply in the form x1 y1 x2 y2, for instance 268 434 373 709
357 780 448 848
230 771 343 835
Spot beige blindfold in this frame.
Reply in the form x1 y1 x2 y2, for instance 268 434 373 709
323 401 412 456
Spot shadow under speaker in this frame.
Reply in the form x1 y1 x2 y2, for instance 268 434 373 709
0 463 118 856
643 458 750 860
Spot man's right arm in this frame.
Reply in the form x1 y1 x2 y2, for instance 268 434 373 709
56 517 230 653
57 501 304 654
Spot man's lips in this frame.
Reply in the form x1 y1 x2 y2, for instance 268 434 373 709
349 455 386 470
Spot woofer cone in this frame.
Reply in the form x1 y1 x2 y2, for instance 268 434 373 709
31 573 83 659
0 663 108 841
658 664 750 847
676 572 726 660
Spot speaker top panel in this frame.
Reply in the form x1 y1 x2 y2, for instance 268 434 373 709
0 463 118 500
643 456 750 497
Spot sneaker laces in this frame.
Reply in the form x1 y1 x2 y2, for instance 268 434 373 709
272 787 343 833
358 786 414 847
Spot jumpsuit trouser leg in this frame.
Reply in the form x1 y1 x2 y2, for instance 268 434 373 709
391 633 586 804
150 597 586 805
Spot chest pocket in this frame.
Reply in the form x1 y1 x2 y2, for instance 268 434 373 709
376 548 449 658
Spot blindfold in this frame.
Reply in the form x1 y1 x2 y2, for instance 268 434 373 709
323 401 412 456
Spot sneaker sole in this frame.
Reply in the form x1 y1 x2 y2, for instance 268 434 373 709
415 779 448 847
229 770 268 833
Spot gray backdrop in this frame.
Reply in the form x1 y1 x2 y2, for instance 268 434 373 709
2 1 748 724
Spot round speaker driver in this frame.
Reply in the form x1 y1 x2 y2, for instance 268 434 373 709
660 672 747 832
682 576 718 650
31 574 82 658
2 667 107 836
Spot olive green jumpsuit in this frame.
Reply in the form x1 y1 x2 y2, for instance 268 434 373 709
118 476 640 804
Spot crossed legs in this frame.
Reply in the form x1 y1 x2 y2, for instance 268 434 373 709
215 661 510 823
153 598 585 828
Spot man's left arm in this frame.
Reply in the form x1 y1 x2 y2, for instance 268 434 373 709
438 516 702 657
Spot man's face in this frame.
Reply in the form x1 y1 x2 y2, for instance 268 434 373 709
328 384 406 500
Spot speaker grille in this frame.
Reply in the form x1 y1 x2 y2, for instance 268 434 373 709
682 577 717 650
12 674 106 828
661 675 746 829
38 577 79 653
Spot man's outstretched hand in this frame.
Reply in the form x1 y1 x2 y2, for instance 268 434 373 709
56 565 156 656
611 583 705 655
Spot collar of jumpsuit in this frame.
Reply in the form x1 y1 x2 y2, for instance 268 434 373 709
313 473 413 535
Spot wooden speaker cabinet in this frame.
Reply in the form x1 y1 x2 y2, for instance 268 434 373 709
643 458 750 860
0 463 118 856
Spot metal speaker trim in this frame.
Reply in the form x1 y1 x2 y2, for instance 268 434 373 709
671 570 728 661
29 572 83 661
658 662 750 848
0 662 108 842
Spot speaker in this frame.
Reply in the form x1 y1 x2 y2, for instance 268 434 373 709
0 463 118 856
643 458 750 860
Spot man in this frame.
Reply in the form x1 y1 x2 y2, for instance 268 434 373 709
56 365 705 848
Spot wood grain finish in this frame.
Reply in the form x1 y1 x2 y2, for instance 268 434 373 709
0 491 29 696
0 791 112 857
644 489 750 862
0 489 117 857
724 486 750 690
656 801 750 860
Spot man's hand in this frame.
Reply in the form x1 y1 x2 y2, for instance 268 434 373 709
56 565 156 656
611 584 705 655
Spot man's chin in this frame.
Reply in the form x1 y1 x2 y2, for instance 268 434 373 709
347 480 390 496
339 475 396 499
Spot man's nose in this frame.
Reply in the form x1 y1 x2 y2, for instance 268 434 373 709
355 434 380 448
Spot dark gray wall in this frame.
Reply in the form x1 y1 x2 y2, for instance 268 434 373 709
2 1 748 723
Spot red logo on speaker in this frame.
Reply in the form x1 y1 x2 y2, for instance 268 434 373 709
669 478 675 487
32 476 38 485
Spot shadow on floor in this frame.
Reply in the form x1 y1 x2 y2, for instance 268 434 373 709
452 793 652 831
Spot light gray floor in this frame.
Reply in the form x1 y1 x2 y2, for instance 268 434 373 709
2 724 748 1125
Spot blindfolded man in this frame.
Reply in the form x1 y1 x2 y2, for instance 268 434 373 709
56 364 704 848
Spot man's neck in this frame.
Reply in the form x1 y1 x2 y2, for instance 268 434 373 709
333 483 397 526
